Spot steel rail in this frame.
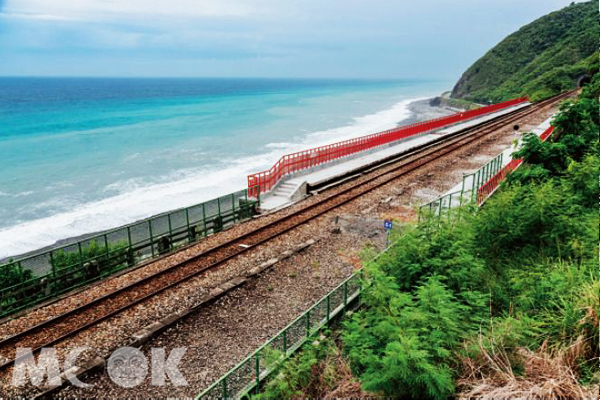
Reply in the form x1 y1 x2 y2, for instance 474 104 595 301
0 91 572 371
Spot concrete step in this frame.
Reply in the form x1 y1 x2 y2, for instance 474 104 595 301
260 181 308 211
273 182 299 196
274 188 295 196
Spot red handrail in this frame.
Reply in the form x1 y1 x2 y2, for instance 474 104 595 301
477 126 554 204
248 97 529 196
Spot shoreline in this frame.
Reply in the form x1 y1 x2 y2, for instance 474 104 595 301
1 95 456 262
399 98 456 126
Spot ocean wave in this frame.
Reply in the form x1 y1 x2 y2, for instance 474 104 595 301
0 97 423 259
262 97 427 160
13 190 35 198
0 151 280 258
265 142 294 149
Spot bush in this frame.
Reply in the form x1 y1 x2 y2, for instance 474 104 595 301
51 240 131 279
373 219 485 294
253 335 348 400
512 98 599 179
474 177 598 264
252 78 599 400
343 277 468 399
0 260 34 290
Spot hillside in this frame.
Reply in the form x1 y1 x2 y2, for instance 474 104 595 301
250 85 600 400
451 0 599 102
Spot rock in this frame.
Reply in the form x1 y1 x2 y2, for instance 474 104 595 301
429 97 442 107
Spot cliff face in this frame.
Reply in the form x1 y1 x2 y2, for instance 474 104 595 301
451 1 599 103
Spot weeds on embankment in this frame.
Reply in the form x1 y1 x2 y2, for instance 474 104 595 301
253 85 599 399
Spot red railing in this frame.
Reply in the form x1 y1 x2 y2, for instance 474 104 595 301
539 125 555 141
248 97 529 196
477 126 554 204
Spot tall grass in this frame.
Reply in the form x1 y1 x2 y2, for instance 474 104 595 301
252 78 599 399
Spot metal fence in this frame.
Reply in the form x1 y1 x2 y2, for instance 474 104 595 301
418 189 469 222
477 158 523 204
248 97 529 196
418 125 555 220
419 152 505 220
196 272 363 400
469 153 505 204
476 127 553 204
0 188 259 319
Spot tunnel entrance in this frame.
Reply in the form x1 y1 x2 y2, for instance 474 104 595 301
577 74 592 88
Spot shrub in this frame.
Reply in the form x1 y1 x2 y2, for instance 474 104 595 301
374 219 485 294
343 277 469 399
474 176 598 264
0 260 34 290
253 335 347 400
51 240 131 278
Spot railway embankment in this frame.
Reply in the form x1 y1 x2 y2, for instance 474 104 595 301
0 93 567 399
247 87 600 400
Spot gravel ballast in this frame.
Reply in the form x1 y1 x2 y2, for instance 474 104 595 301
0 101 563 398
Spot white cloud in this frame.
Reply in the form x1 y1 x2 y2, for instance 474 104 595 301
0 12 79 22
3 0 263 23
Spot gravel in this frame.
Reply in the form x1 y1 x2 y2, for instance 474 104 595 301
0 101 562 398
55 232 366 399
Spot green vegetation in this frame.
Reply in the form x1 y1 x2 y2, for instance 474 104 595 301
440 97 480 110
51 241 129 272
0 241 132 317
252 85 599 399
255 335 344 399
0 261 33 293
430 93 481 111
50 240 132 280
452 0 599 102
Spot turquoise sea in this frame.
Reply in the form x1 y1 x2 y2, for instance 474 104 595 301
0 77 450 257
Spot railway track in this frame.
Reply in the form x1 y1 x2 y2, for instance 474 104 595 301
0 91 572 372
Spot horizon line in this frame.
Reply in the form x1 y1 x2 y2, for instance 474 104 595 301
0 75 451 82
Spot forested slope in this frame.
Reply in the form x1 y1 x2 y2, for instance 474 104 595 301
452 0 599 102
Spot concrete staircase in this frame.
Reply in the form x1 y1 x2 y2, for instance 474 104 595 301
259 179 308 211
272 181 299 198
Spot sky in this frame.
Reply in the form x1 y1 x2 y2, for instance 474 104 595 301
0 0 587 80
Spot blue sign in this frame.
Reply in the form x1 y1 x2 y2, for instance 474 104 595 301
384 219 393 230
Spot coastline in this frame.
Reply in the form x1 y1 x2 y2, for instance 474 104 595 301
399 98 456 126
0 94 455 261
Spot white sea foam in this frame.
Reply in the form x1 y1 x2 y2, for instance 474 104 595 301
0 97 423 259
265 142 294 149
260 97 427 162
302 97 426 147
13 191 35 198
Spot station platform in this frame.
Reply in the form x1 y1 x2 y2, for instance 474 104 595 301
259 102 530 212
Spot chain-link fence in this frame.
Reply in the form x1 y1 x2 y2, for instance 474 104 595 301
196 272 363 400
0 188 259 319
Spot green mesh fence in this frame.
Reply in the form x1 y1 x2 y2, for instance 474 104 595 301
419 152 504 221
0 188 259 319
196 272 363 400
